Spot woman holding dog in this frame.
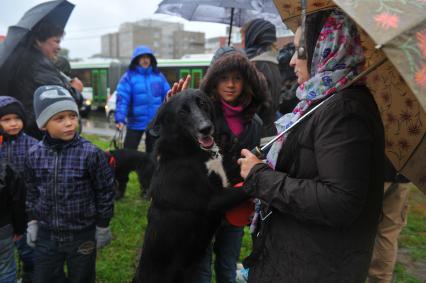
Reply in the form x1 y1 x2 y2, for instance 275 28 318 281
237 10 384 283
166 47 269 283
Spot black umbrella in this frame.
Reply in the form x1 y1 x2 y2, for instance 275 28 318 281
0 0 75 91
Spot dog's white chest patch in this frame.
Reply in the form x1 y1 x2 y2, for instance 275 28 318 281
205 155 229 188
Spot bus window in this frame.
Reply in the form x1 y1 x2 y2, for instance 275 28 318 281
71 69 92 87
179 69 190 83
91 69 108 107
191 69 203 88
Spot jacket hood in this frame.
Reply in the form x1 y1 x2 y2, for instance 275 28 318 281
130 45 157 69
0 96 27 128
0 96 24 109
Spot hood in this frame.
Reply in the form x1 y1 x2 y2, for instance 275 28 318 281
130 45 157 69
0 96 24 109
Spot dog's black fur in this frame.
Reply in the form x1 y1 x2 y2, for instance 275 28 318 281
134 89 248 283
107 149 155 199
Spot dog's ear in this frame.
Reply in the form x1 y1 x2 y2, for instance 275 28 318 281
198 90 215 123
148 102 168 137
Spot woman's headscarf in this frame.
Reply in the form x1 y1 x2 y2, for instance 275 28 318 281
266 10 365 168
244 19 277 59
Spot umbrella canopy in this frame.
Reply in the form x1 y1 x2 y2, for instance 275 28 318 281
273 0 426 193
0 0 74 73
155 0 283 45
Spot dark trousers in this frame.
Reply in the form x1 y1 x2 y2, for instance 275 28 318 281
194 222 244 283
117 129 155 197
33 229 96 283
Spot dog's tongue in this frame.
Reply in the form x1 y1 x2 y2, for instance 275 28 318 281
199 136 214 149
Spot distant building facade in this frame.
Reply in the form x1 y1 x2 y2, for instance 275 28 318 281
100 19 205 59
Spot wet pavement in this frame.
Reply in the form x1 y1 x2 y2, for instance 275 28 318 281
81 110 116 137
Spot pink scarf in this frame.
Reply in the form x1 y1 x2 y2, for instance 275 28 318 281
221 99 244 137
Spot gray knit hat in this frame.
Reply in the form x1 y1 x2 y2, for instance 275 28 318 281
33 85 79 128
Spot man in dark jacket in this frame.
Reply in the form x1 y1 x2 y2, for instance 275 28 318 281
8 20 83 140
241 19 279 137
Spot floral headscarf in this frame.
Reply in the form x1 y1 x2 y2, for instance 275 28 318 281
266 10 365 168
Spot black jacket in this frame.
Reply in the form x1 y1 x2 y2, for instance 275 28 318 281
244 86 384 283
251 52 280 137
213 103 263 186
0 160 26 236
10 47 82 139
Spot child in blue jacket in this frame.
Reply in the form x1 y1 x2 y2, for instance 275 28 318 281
0 96 38 282
25 85 115 283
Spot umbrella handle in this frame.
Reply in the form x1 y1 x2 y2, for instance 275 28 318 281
251 146 264 159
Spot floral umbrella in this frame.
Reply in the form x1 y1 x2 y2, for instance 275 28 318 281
273 0 426 193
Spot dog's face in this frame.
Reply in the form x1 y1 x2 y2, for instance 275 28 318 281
153 89 216 150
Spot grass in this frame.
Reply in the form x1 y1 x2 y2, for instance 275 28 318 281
82 134 426 282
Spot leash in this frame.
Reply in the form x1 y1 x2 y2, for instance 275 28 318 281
109 129 124 150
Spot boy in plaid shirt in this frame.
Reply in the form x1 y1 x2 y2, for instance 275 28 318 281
25 85 115 283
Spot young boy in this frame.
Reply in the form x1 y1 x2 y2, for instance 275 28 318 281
25 85 115 283
0 96 38 283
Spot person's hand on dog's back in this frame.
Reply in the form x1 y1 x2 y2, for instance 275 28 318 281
166 75 191 101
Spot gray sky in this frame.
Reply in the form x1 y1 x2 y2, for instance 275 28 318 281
0 0 229 58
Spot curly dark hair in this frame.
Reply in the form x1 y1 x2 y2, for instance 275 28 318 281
200 53 268 122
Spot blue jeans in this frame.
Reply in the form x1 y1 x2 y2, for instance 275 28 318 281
194 222 244 283
0 236 16 283
33 228 96 283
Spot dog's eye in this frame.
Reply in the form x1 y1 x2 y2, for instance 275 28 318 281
178 105 190 117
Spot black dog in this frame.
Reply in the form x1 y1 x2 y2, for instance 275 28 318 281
106 149 155 200
134 89 248 283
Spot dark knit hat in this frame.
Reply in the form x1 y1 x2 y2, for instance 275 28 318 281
244 19 277 59
33 85 79 128
0 96 26 124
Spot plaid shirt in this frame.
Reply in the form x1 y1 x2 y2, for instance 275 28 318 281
25 134 114 242
0 132 37 174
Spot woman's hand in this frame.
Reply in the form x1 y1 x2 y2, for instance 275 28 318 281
70 77 84 93
116 123 124 131
238 149 263 179
166 75 191 101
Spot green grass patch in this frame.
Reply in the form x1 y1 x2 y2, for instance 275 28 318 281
394 263 421 283
399 186 426 262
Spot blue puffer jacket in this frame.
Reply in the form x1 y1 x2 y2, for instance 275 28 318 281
115 46 170 130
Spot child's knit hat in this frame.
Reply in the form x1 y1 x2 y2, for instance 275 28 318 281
0 96 26 124
33 85 79 128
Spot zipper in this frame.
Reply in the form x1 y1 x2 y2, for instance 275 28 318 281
54 151 60 232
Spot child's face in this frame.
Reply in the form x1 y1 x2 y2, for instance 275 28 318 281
43 111 78 141
216 71 244 105
0 114 23 136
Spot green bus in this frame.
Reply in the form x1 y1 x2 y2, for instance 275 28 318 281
70 55 212 109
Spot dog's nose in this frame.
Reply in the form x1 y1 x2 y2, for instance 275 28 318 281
199 124 212 136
